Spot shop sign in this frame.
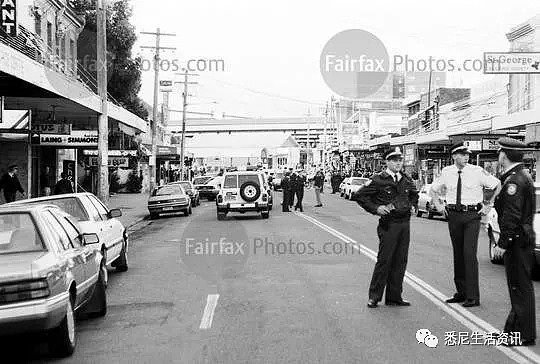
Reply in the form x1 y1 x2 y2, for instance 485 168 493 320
482 139 499 151
34 131 98 146
1 0 17 37
404 145 415 164
89 156 129 167
484 52 540 74
31 123 71 135
464 140 482 151
83 149 137 157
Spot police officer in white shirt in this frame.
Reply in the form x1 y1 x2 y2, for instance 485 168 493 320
430 142 501 307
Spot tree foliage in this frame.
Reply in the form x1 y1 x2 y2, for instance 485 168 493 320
73 0 148 120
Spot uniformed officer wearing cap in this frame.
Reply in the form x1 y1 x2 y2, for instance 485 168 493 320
354 147 419 308
430 142 501 307
494 137 536 346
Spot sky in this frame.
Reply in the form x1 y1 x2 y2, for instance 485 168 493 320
129 0 540 120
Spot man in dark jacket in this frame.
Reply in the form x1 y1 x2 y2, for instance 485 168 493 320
494 137 536 346
294 170 307 212
289 170 298 208
0 165 25 203
54 172 74 195
281 171 291 212
355 147 419 308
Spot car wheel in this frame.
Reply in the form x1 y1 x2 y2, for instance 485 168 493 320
197 198 200 206
49 295 76 357
240 181 261 202
217 212 226 220
99 251 108 288
149 212 159 220
184 209 190 216
488 228 503 264
416 208 423 217
261 211 270 219
115 238 129 272
189 205 193 214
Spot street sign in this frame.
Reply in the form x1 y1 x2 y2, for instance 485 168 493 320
464 140 482 151
1 0 17 37
481 139 499 151
160 80 173 92
484 52 540 74
89 156 129 167
31 123 71 135
83 149 137 157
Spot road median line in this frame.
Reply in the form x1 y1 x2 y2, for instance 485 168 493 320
296 212 539 364
200 294 220 330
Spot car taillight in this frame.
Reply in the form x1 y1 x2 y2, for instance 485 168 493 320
0 279 50 304
217 195 223 203
262 194 268 202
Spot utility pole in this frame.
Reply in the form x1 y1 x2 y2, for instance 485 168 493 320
140 29 176 193
175 70 198 180
305 108 311 170
323 102 328 173
96 0 108 203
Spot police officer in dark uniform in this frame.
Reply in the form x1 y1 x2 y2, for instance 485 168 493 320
281 171 291 212
354 147 419 308
494 137 536 346
289 169 298 208
294 170 307 212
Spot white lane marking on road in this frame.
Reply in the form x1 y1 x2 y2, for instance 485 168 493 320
296 212 540 364
200 294 220 330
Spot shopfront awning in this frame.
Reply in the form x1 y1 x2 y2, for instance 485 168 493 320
492 109 540 131
415 130 450 145
0 110 29 141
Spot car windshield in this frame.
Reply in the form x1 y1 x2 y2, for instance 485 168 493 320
179 182 192 191
153 185 184 196
238 175 260 186
20 197 88 221
0 213 44 254
351 178 368 186
193 177 212 185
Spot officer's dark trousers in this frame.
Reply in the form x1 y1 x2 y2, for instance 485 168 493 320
282 191 290 212
295 189 304 211
447 210 481 300
288 189 295 207
369 220 410 302
503 244 536 341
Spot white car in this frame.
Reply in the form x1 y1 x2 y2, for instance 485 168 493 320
11 193 129 283
416 184 445 219
339 178 351 197
216 171 270 220
484 182 540 280
344 177 370 199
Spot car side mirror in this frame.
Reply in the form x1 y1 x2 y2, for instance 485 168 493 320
108 208 122 218
83 233 100 245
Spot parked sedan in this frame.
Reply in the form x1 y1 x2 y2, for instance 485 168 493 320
344 177 369 199
10 192 129 278
173 181 200 207
0 204 106 357
148 184 192 219
416 184 445 219
197 176 224 201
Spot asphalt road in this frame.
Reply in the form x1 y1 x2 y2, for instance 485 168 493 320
6 189 540 363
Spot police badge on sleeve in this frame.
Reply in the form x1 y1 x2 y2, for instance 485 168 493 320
506 183 517 196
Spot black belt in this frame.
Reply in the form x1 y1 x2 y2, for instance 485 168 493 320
446 203 482 212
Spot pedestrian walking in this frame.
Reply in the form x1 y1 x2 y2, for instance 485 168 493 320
54 172 74 195
355 147 418 308
494 137 536 346
294 170 307 212
281 171 291 212
313 169 324 207
0 165 26 203
430 142 501 307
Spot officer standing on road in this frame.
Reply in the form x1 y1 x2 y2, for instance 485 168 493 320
281 171 291 212
430 142 501 307
294 170 307 212
355 147 419 308
494 137 536 346
289 169 297 209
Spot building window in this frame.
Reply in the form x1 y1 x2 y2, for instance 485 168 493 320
35 13 42 36
70 39 76 73
47 22 53 49
61 38 66 61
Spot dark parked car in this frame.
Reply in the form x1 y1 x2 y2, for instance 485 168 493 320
173 181 200 207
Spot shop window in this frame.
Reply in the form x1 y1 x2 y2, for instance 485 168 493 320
35 13 41 36
47 22 52 49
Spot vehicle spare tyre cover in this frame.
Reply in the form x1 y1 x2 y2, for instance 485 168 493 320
240 181 261 202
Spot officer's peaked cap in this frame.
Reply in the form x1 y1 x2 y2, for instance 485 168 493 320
450 142 470 154
497 137 528 151
384 147 403 160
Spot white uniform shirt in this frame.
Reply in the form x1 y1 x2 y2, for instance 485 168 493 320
430 164 499 204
